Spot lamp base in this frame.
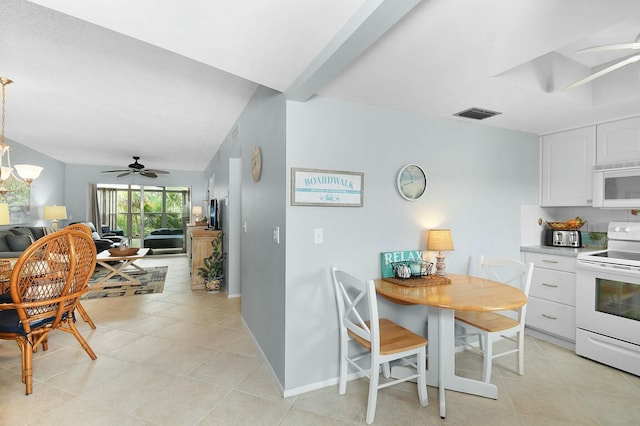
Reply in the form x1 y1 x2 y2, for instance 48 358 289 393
434 254 447 276
51 219 59 231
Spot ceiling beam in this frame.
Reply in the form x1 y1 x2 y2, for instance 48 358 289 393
285 0 422 102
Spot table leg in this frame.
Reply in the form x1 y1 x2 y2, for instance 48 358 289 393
95 260 142 286
435 307 498 418
392 306 498 419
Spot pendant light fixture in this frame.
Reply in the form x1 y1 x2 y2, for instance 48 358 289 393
0 77 43 195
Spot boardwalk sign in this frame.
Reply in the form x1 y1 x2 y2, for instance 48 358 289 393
291 168 363 207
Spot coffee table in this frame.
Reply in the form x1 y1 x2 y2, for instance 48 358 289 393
95 248 150 286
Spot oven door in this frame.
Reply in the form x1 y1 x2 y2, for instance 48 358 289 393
576 260 640 346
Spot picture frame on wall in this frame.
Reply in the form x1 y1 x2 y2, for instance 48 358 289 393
291 168 364 207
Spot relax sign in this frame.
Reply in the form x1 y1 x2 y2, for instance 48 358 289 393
380 250 423 278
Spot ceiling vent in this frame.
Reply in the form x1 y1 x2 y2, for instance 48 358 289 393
454 108 502 120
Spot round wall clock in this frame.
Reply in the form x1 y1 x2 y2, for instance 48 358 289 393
397 164 427 201
251 146 262 182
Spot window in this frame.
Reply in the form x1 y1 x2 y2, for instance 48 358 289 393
97 184 190 241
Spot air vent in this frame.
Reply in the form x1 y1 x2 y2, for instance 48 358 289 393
454 108 502 120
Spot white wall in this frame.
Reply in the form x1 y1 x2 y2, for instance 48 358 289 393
202 92 539 394
283 96 539 391
204 86 288 385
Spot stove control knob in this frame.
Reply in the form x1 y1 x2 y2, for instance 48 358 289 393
624 226 631 232
614 226 622 232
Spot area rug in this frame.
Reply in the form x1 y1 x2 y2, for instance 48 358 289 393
81 266 167 299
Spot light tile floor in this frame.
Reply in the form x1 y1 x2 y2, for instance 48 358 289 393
1 255 639 425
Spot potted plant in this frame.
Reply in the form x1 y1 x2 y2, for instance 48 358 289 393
198 232 226 292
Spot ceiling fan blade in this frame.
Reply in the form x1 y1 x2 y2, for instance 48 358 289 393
144 169 169 174
117 171 132 178
140 171 158 178
578 42 640 53
101 169 131 173
562 54 640 90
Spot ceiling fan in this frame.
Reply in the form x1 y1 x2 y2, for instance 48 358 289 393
101 156 169 178
563 33 640 90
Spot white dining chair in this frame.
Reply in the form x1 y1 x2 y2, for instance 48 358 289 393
454 256 534 382
331 267 428 424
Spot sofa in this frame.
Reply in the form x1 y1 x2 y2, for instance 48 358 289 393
69 221 126 253
143 228 184 249
0 226 53 258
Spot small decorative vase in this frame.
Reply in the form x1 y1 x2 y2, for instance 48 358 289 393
205 278 223 293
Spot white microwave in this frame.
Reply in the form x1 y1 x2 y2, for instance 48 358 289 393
593 163 640 208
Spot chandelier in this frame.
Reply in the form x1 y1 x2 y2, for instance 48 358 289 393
0 77 43 194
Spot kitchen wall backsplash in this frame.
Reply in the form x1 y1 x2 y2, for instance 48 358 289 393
521 205 638 247
581 232 608 250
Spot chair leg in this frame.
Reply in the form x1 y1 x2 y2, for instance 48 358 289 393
482 334 493 383
417 347 428 407
382 362 391 378
68 319 97 360
365 361 380 425
338 338 348 395
16 338 33 395
76 302 96 329
517 331 525 376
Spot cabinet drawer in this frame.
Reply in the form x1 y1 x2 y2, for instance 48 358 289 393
529 268 575 306
523 252 576 273
526 297 576 341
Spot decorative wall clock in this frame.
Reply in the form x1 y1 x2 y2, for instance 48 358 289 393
251 146 262 182
397 164 427 201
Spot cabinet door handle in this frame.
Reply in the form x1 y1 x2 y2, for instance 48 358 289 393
542 259 559 264
541 314 558 320
542 283 559 288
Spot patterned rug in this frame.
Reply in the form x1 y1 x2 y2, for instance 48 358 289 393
82 266 167 299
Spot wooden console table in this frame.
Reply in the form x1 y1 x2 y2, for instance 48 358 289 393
188 228 222 290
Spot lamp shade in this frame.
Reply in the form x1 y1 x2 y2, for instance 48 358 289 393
0 203 9 225
427 229 454 252
43 205 67 220
192 205 203 216
15 164 43 180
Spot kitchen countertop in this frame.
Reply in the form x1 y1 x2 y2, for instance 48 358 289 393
520 245 601 257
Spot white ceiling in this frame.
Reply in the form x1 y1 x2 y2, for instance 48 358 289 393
2 0 640 172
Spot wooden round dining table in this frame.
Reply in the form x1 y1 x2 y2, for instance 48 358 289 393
375 273 527 419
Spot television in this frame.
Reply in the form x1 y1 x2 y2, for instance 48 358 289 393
209 198 220 230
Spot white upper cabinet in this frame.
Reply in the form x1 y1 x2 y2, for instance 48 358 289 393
597 116 640 164
540 126 596 206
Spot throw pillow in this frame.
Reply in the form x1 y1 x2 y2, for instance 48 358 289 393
6 234 33 251
0 235 10 252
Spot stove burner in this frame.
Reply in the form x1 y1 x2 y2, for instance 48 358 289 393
591 251 640 262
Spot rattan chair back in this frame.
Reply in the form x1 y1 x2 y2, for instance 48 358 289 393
0 228 98 394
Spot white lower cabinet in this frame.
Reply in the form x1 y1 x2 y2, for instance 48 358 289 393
522 251 577 343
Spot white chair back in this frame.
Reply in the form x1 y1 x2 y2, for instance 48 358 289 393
331 267 380 353
477 256 534 322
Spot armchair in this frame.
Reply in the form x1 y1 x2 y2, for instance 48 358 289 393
69 221 126 252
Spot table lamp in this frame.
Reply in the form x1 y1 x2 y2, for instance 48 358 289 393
192 205 203 223
0 203 9 225
427 229 454 276
43 205 67 231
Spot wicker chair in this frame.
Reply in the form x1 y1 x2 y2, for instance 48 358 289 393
64 223 98 329
0 228 98 394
